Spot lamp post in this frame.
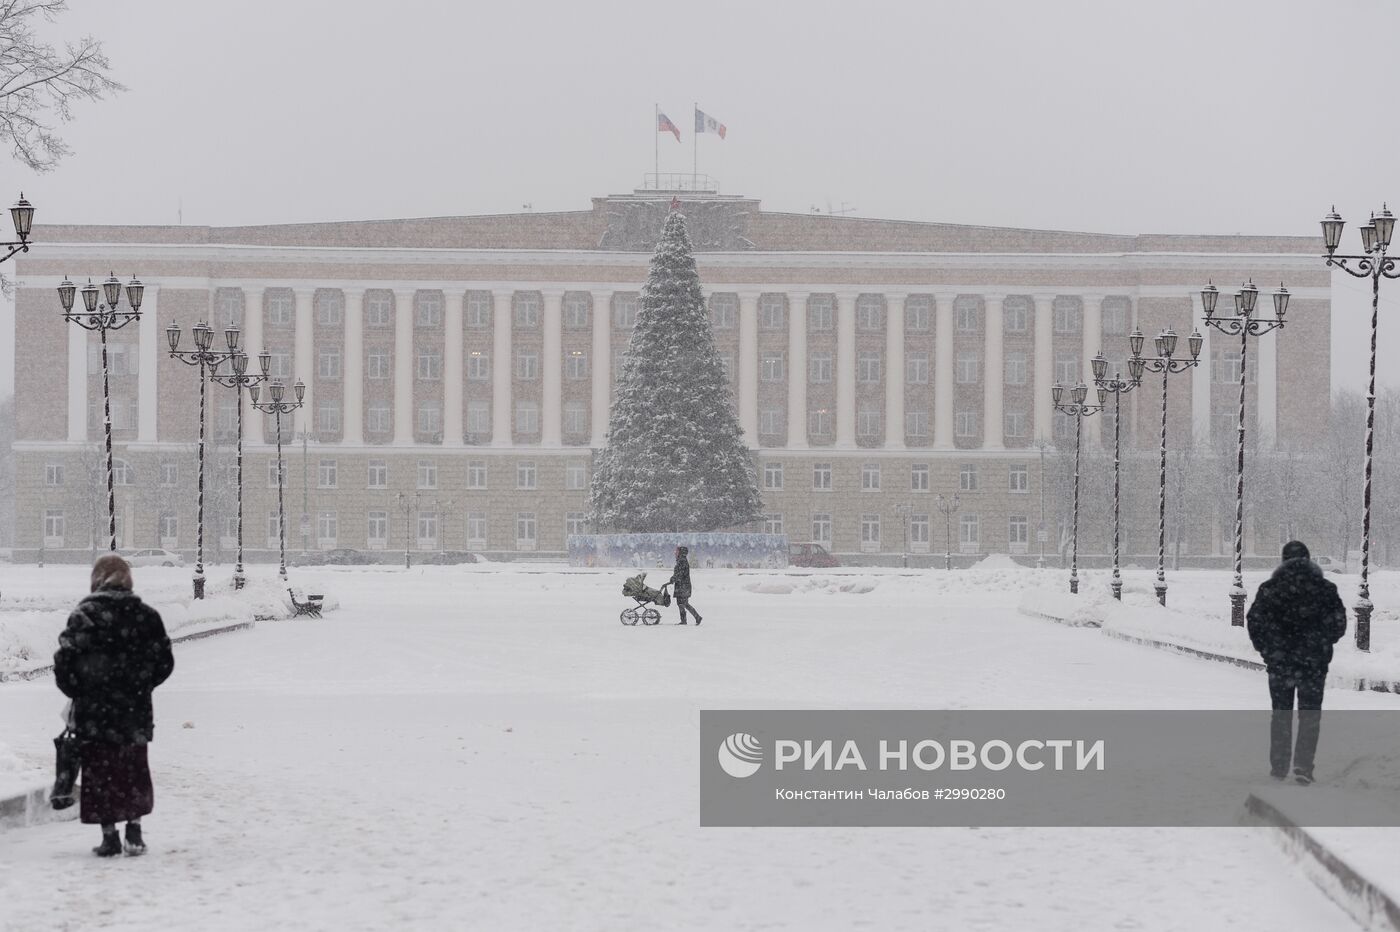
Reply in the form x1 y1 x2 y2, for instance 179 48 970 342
895 503 911 569
1200 280 1288 627
1092 352 1146 601
1319 205 1395 651
298 429 313 554
398 491 420 568
1 194 34 264
57 273 144 552
1128 326 1202 606
248 379 305 581
1035 440 1049 568
935 493 960 571
207 350 272 590
168 322 242 598
1052 381 1106 594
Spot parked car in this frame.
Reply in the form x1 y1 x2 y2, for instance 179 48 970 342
293 548 374 566
124 548 185 567
788 542 839 568
1314 556 1344 574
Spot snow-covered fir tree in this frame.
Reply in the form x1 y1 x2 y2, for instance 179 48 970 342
588 205 763 533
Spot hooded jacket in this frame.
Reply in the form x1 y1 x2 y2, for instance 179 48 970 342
667 550 692 599
1245 558 1346 673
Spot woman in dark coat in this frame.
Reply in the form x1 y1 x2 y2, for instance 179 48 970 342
665 545 702 625
54 555 175 856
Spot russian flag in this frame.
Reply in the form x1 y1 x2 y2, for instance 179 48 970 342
657 112 681 142
695 108 727 139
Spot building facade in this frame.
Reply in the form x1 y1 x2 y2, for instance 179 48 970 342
11 189 1330 563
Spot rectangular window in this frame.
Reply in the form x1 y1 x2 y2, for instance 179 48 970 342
516 512 537 549
808 295 834 331
809 409 832 437
467 512 488 546
366 292 393 327
417 459 438 489
1103 301 1128 335
960 464 978 491
911 463 930 491
416 292 444 328
764 513 785 535
813 462 832 490
812 513 832 544
1004 302 1029 333
367 511 388 547
268 352 293 380
959 513 980 549
860 513 881 550
1054 411 1073 442
317 402 341 436
367 352 390 380
318 348 341 380
566 512 588 537
564 294 590 329
517 461 537 490
613 294 639 328
763 462 784 490
467 401 490 438
856 296 883 331
45 463 63 486
417 351 442 381
861 463 881 491
466 292 492 328
1009 464 1029 492
417 512 439 546
760 352 785 382
267 511 282 543
905 410 930 438
1006 352 1028 386
515 350 539 380
318 459 338 489
467 352 489 381
468 460 488 488
810 352 833 383
267 460 284 488
1213 349 1255 385
906 296 932 332
858 352 881 383
1004 411 1028 438
1054 304 1081 334
267 292 294 326
43 508 64 545
759 295 785 330
1009 515 1029 547
911 514 930 546
562 462 585 490
857 406 881 437
565 351 588 379
956 301 980 332
564 402 587 436
515 402 539 435
368 460 388 488
906 352 929 384
317 511 338 547
159 512 178 543
160 462 178 487
1054 354 1078 385
710 294 738 329
956 352 980 384
759 408 784 436
367 405 391 435
316 293 343 327
418 402 442 437
514 293 541 328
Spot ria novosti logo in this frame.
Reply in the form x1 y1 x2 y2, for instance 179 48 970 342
717 733 763 778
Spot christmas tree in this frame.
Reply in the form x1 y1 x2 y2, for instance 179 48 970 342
588 205 764 533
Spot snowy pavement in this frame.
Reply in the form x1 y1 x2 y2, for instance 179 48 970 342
0 563 1395 930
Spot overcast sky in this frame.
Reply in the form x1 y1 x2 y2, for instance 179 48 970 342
4 0 1398 396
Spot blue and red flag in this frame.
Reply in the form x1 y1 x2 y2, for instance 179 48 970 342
694 108 727 139
657 112 681 142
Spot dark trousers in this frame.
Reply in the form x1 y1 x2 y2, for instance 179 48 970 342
676 596 700 623
1268 669 1325 779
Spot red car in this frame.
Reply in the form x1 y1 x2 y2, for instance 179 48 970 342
789 542 839 568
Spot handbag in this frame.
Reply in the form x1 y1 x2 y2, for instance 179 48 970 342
51 702 80 810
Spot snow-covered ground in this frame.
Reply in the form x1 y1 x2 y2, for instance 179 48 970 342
0 561 1396 930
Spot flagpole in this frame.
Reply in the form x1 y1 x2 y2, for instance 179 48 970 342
692 102 698 189
654 103 659 183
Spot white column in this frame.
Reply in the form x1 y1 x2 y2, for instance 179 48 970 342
1081 294 1103 445
343 289 364 445
541 289 563 447
982 293 1004 450
1033 294 1054 444
885 293 906 450
393 288 414 445
836 292 857 448
442 290 464 446
137 286 159 443
934 294 955 449
1191 292 1211 444
1258 321 1278 451
787 292 809 449
590 290 613 447
293 287 315 437
67 318 86 442
738 291 759 446
492 290 513 446
242 287 263 441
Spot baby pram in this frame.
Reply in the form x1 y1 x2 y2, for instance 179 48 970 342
620 572 671 626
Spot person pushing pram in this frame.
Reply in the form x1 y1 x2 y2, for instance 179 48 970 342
665 546 702 626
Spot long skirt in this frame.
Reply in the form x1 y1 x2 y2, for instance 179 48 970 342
79 741 154 825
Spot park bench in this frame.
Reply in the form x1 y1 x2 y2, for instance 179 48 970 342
288 589 323 618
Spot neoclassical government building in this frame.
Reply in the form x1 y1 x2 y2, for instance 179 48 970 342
11 186 1329 563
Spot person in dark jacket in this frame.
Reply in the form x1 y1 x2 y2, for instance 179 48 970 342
665 546 702 625
1245 540 1346 785
54 555 175 856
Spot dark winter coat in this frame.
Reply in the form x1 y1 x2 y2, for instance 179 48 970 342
667 555 693 599
54 590 174 745
1245 558 1346 675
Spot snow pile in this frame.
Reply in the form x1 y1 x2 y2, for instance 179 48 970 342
972 552 1023 570
0 738 46 802
742 574 881 595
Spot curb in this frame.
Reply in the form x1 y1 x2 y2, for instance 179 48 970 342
0 620 255 683
1247 792 1400 932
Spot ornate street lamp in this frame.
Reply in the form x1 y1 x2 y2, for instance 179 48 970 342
1200 280 1288 627
1092 351 1146 601
208 349 272 590
894 503 911 569
1319 205 1397 651
1 194 35 264
58 273 144 552
249 379 305 581
168 321 243 598
398 491 421 569
1129 324 1203 606
1052 380 1106 594
934 492 960 571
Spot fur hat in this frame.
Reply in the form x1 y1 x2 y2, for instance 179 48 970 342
90 554 134 592
1281 540 1310 562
